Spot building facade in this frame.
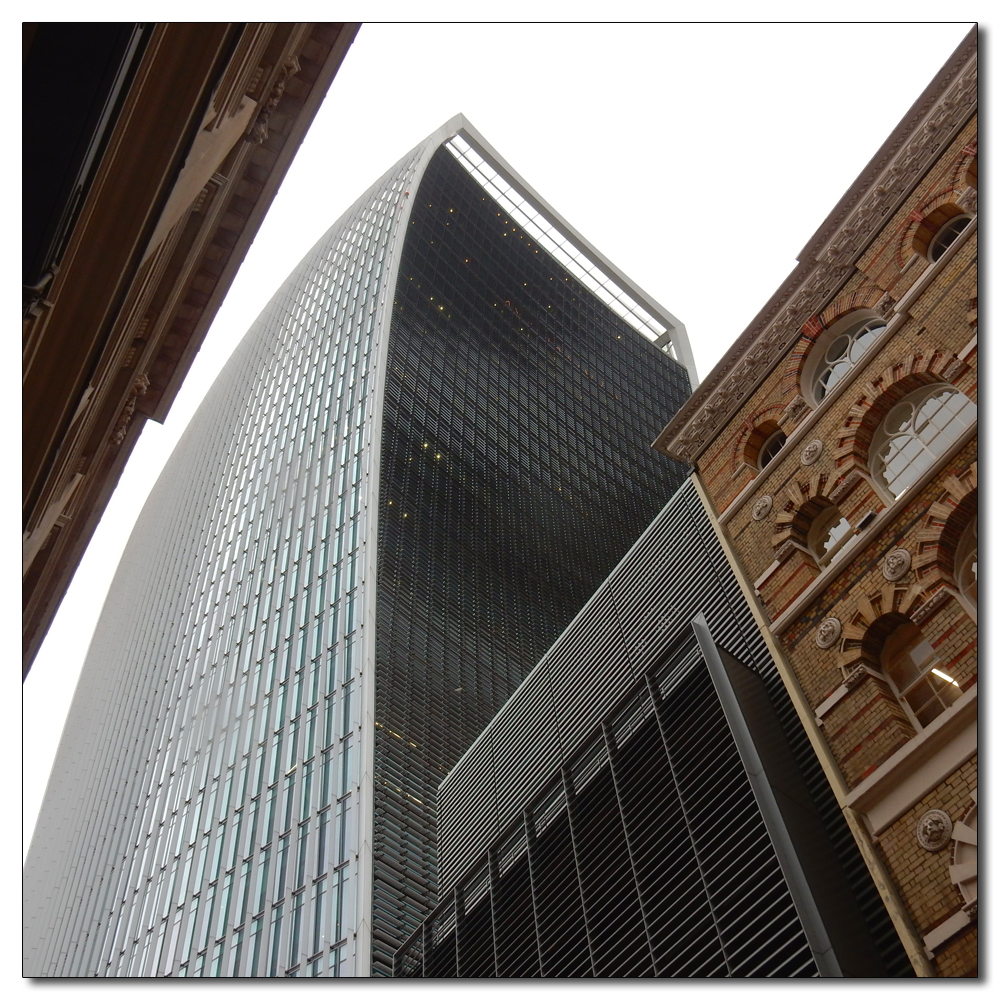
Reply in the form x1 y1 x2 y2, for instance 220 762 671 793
23 118 695 977
395 479 913 978
654 30 977 977
23 23 360 677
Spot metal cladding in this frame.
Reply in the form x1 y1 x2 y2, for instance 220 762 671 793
24 118 693 978
396 480 913 978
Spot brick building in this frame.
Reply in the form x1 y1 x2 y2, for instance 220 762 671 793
654 28 977 977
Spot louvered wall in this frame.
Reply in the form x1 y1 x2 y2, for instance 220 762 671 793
395 480 914 978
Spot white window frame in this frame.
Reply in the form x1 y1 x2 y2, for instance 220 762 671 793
802 311 888 408
870 384 977 500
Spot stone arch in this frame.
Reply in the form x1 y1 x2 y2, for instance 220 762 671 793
835 584 927 674
771 469 832 554
949 141 977 194
781 331 819 404
831 356 973 477
962 155 977 194
732 407 784 472
896 191 970 265
781 296 886 403
912 465 977 589
817 289 886 329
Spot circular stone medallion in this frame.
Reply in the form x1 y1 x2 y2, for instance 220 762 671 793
882 548 912 581
752 495 773 521
815 617 842 649
801 439 824 466
916 809 953 852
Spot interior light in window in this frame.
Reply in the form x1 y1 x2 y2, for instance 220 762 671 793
881 621 962 727
931 668 960 687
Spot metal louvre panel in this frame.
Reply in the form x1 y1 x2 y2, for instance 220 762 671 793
657 665 800 975
493 850 539 976
539 589 630 745
401 646 820 978
569 764 655 977
455 864 495 977
435 735 499 886
437 481 767 884
529 810 590 976
408 478 911 977
611 712 718 974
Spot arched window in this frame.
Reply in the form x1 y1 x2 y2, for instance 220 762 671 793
928 214 972 262
807 504 852 566
955 515 977 607
910 202 973 262
806 313 887 405
757 427 786 470
880 620 961 727
871 385 976 498
744 420 786 472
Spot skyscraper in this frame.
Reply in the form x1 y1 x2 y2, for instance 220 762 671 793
23 117 695 978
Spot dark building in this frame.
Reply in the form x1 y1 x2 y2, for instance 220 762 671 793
396 480 914 977
24 118 695 977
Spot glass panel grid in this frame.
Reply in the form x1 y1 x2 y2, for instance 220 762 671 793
24 146 423 978
445 135 668 345
875 386 976 497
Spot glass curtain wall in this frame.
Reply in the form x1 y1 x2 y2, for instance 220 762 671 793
24 148 423 979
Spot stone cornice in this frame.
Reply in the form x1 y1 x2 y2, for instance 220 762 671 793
653 27 977 466
22 23 361 676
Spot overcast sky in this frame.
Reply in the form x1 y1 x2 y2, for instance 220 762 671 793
22 15 976 904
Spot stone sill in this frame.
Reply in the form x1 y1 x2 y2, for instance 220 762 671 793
814 666 883 722
923 904 976 959
845 684 977 836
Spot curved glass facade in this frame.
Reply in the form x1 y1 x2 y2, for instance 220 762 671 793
24 119 692 978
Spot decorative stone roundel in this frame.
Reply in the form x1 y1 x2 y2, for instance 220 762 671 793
882 548 912 581
752 495 773 521
801 438 824 466
815 617 842 649
916 809 953 852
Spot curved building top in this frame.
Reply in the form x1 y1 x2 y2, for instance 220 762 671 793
440 116 695 385
24 114 693 980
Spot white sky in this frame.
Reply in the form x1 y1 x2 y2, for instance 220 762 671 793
18 10 984 993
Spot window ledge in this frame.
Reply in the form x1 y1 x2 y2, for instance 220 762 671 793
814 665 883 722
923 903 976 959
844 683 977 835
